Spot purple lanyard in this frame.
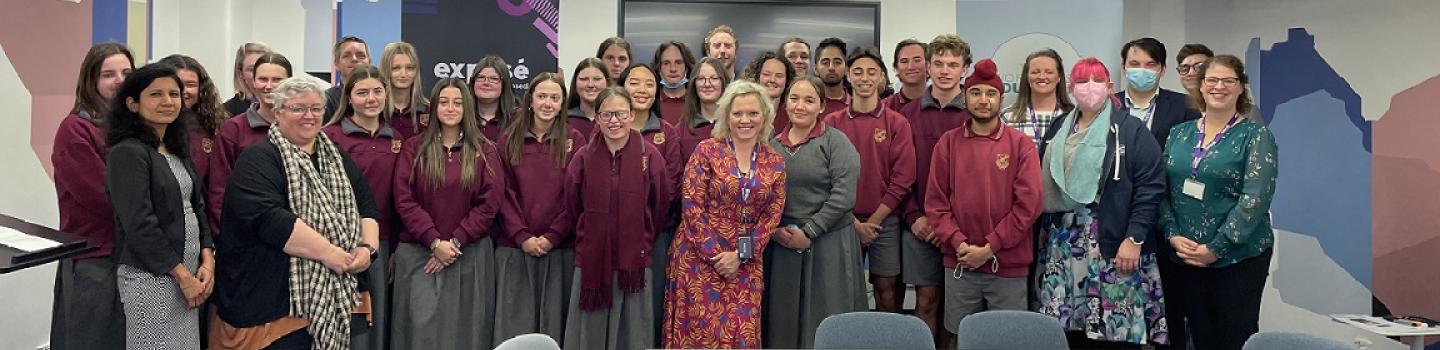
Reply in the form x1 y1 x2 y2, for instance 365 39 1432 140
729 140 760 223
1125 96 1157 125
1190 113 1242 178
1028 103 1059 142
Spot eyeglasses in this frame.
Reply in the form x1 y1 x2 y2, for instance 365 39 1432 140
474 75 502 84
1202 77 1241 88
597 111 631 121
283 105 326 116
695 76 722 86
1177 62 1206 74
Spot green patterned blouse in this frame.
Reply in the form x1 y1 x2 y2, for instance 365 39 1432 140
1159 118 1278 268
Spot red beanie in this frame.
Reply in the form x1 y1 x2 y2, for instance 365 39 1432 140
964 58 1003 94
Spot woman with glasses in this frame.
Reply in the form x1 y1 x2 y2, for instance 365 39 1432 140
561 87 672 350
470 55 519 141
1159 55 1277 350
678 58 731 164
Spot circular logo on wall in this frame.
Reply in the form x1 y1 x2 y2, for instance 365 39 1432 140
989 33 1084 104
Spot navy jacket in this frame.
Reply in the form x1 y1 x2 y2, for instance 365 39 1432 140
1115 88 1200 147
1037 104 1166 259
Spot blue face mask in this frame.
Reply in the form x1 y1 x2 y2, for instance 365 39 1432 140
659 76 689 90
1125 67 1159 92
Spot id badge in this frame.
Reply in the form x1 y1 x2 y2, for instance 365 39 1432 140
1183 178 1206 201
737 235 754 261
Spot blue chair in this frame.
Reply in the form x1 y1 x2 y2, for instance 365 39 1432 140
814 311 936 349
955 310 1068 350
493 333 560 350
1244 331 1358 350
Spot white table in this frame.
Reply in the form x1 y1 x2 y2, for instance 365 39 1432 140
1331 314 1440 350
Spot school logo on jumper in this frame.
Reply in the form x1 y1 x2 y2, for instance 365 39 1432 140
391 139 403 154
566 139 574 153
201 138 213 154
652 132 666 145
996 153 1011 170
642 154 649 171
873 129 887 143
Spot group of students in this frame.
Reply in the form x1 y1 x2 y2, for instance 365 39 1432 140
48 23 1278 350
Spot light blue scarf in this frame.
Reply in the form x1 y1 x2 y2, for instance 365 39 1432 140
1042 102 1111 212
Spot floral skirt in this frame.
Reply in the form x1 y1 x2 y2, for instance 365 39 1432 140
1036 208 1168 345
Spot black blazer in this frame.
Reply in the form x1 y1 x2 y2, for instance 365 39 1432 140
1114 88 1200 147
107 138 213 275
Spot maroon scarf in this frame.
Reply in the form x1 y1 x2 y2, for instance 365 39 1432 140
579 130 649 310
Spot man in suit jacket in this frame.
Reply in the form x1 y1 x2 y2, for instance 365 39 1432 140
1116 37 1201 350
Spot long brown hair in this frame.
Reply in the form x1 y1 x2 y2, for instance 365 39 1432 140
326 65 393 127
159 54 228 133
468 55 519 130
72 43 134 120
1005 49 1075 123
417 78 492 190
566 57 608 111
680 58 731 130
1187 55 1254 115
506 73 570 168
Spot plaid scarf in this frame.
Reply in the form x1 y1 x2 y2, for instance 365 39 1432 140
268 126 360 350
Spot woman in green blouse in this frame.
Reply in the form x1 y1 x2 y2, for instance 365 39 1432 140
1159 54 1278 350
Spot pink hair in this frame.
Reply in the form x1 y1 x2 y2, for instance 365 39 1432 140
1069 57 1122 108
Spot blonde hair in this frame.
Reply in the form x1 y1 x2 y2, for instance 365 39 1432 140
710 80 774 146
380 42 428 111
232 42 271 98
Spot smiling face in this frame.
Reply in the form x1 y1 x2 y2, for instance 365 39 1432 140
435 86 465 128
727 94 763 143
624 67 657 111
389 53 417 90
848 57 883 99
1026 56 1060 97
928 51 966 91
785 80 822 129
576 66 607 104
783 42 811 75
602 45 631 80
348 77 386 119
758 59 788 100
695 64 724 104
1178 53 1209 91
531 80 563 123
176 69 200 110
276 91 325 145
98 54 133 101
707 32 737 69
128 77 183 131
253 63 288 106
1202 64 1242 112
472 67 502 101
597 95 633 141
335 41 370 79
895 44 927 86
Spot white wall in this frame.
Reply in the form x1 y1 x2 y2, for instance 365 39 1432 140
558 0 957 81
151 0 321 98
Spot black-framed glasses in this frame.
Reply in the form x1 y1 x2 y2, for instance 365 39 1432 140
597 111 631 121
1177 62 1206 74
1202 77 1240 88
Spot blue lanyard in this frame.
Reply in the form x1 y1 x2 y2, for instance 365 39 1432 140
1190 113 1242 178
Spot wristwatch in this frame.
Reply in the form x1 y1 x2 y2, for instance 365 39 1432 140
1128 237 1145 245
357 242 378 260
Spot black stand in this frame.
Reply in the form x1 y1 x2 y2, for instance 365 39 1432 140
0 213 93 274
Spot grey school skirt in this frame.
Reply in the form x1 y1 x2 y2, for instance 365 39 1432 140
390 239 496 350
492 246 574 346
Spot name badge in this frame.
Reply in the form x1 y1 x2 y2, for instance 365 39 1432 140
1183 178 1206 201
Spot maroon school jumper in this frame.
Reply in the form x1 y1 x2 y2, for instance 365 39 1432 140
772 100 791 136
322 117 401 243
639 114 684 207
498 128 587 249
53 113 115 258
567 107 597 139
678 116 715 167
208 106 272 235
391 105 429 140
923 120 1041 277
897 89 968 227
882 90 919 113
823 103 916 218
556 133 672 269
187 122 219 236
658 93 687 126
392 137 506 246
822 93 851 118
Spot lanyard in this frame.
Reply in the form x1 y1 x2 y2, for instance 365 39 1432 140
1125 96 1157 126
1028 102 1060 142
729 140 760 223
1190 113 1242 178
